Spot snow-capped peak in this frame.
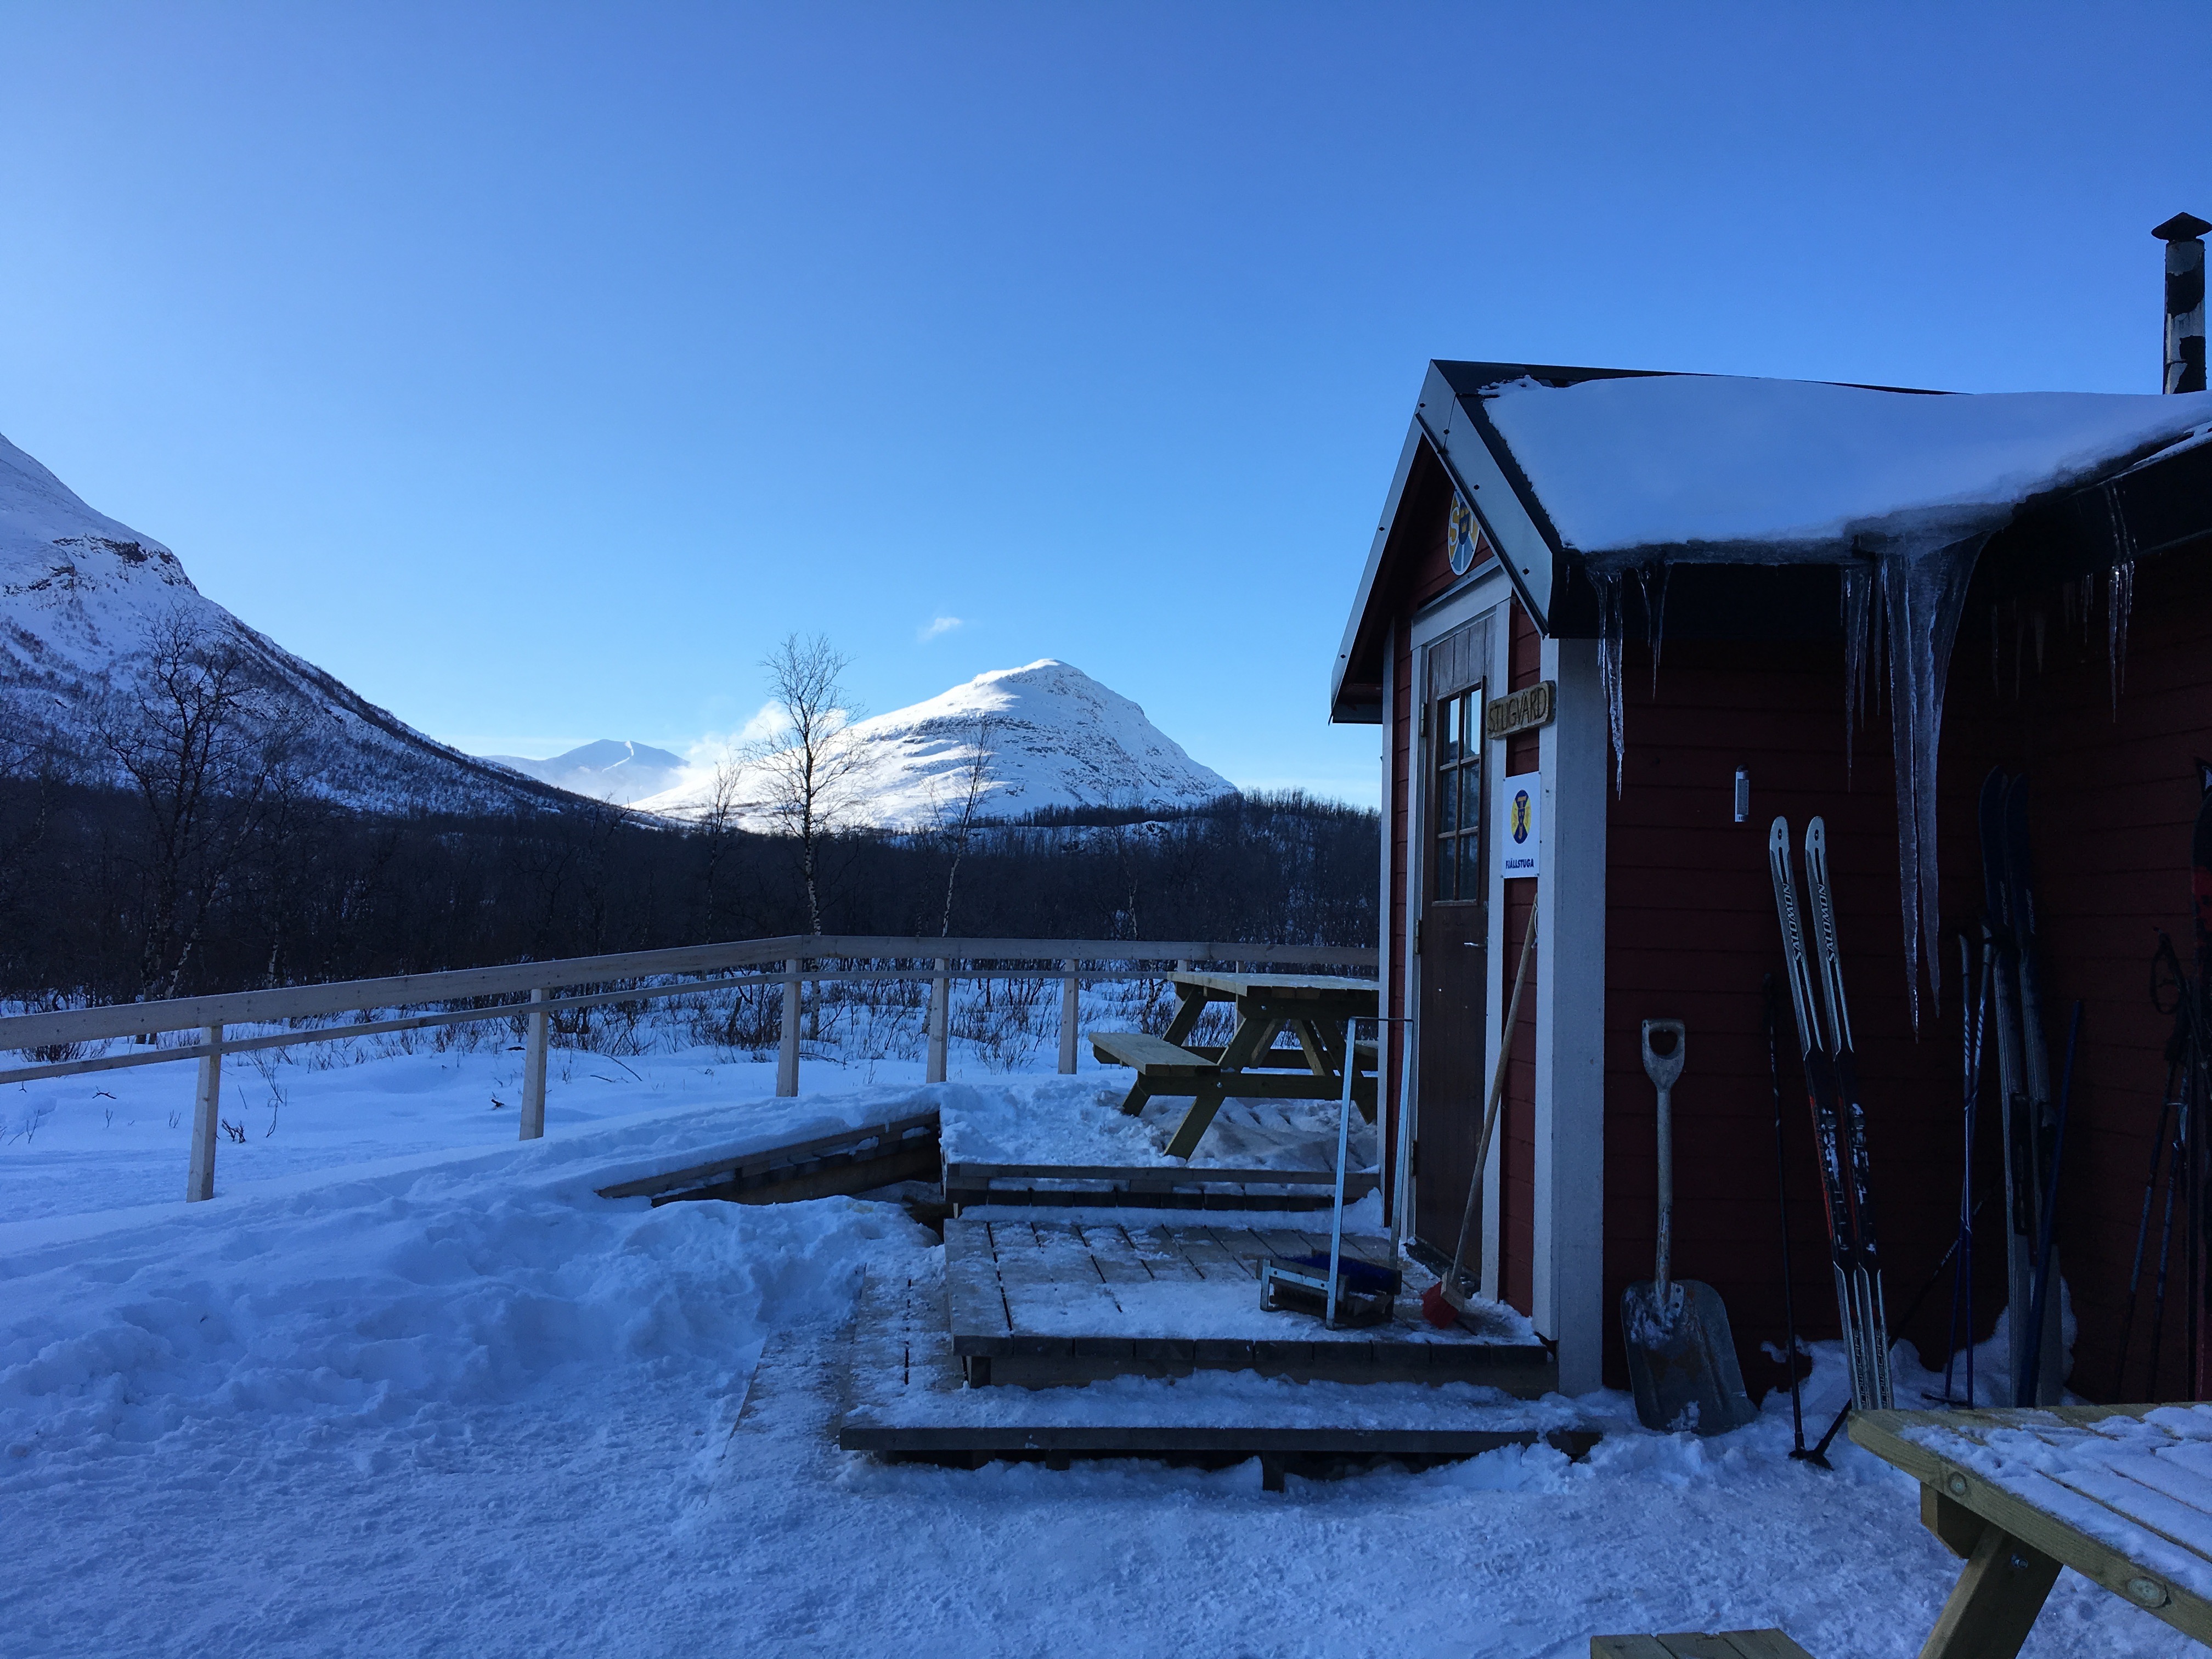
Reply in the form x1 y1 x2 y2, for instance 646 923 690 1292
637 659 1233 827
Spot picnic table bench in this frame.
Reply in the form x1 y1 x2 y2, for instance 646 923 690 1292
1852 1402 2212 1658
1088 971 1380 1158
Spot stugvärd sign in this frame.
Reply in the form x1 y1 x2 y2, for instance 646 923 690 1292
1484 681 1555 741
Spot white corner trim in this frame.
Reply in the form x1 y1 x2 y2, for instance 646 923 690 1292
1532 634 1607 1395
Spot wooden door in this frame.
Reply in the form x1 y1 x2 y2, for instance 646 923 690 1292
1414 661 1489 1262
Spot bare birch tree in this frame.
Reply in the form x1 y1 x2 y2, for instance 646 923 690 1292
693 758 748 939
95 613 298 998
745 633 865 935
931 715 993 935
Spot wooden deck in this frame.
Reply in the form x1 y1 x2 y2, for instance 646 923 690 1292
841 1269 1593 1488
944 1215 1556 1390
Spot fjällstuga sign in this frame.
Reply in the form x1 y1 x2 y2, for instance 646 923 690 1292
1484 681 1555 741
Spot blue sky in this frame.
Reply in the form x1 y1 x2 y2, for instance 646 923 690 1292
4 3 2208 804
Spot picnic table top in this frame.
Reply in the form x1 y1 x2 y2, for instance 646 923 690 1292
1852 1402 2212 1641
1171 972 1380 1003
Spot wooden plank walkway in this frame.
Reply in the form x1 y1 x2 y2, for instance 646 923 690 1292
942 1160 1380 1213
840 1269 1594 1488
594 1110 941 1205
942 1215 1555 1391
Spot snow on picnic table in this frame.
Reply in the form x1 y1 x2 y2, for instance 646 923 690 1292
0 1048 2196 1657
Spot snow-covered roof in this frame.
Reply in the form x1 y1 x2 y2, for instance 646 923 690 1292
1480 373 2212 566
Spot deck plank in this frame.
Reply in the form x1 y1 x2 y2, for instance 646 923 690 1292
1078 1222 1160 1287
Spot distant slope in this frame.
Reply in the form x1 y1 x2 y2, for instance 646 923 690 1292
638 659 1233 828
0 431 569 814
484 740 688 805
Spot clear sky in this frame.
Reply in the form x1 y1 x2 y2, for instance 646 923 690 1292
5 3 2209 804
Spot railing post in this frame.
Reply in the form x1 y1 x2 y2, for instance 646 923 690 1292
187 1023 222 1203
1059 960 1080 1075
777 960 801 1097
927 957 950 1084
520 987 549 1140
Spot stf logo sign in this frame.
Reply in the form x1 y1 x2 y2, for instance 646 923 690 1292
1500 772 1540 878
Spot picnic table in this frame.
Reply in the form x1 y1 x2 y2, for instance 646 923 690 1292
1089 971 1379 1159
1851 1403 2212 1658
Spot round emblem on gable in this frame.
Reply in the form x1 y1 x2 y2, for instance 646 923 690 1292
1448 495 1480 577
1510 789 1532 844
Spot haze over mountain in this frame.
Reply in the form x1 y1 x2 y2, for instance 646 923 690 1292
482 740 687 806
0 431 566 814
638 659 1233 829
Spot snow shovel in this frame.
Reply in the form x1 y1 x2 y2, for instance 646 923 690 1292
1620 1019 1757 1435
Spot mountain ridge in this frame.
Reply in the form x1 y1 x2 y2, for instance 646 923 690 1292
0 431 571 815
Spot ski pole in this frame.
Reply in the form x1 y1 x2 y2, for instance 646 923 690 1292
1764 973 1809 1459
2149 1089 2186 1397
1808 1189 1996 1454
2112 982 2183 1400
2017 1000 2083 1407
1944 932 1991 1407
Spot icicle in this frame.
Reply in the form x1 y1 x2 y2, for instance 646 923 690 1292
2109 560 2136 713
1593 570 1627 794
2102 479 2139 716
1841 562 1876 783
1881 532 1988 1033
1638 562 1672 696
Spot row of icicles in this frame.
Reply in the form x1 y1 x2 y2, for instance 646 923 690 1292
1587 543 2137 1033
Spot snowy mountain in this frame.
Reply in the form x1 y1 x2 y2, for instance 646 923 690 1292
0 431 568 814
482 740 688 805
637 659 1234 828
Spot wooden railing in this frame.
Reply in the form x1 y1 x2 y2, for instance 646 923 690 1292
0 934 1376 1203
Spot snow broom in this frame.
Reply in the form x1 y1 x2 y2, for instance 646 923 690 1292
1421 900 1540 1331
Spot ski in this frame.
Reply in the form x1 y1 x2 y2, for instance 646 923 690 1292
2001 775 2063 1406
1802 817 1895 1409
1978 768 2039 1403
2190 766 2212 1397
1768 817 1889 1412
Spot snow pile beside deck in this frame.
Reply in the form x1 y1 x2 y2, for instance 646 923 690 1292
1482 375 2212 562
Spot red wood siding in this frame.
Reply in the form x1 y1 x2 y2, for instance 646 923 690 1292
1600 634 1965 1398
1598 548 2212 1404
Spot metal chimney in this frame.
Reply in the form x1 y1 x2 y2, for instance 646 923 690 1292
2153 212 2211 392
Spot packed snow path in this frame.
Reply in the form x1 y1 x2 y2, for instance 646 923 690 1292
0 1060 2196 1656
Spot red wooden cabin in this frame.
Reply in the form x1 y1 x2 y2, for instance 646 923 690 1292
1332 355 2212 1403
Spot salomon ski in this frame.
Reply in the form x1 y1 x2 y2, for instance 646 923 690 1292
1769 816 1892 1411
1801 817 1895 1410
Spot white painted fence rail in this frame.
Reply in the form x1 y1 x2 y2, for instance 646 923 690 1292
0 933 1376 1203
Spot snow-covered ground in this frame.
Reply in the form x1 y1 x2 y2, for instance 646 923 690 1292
1 1042 2193 1657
